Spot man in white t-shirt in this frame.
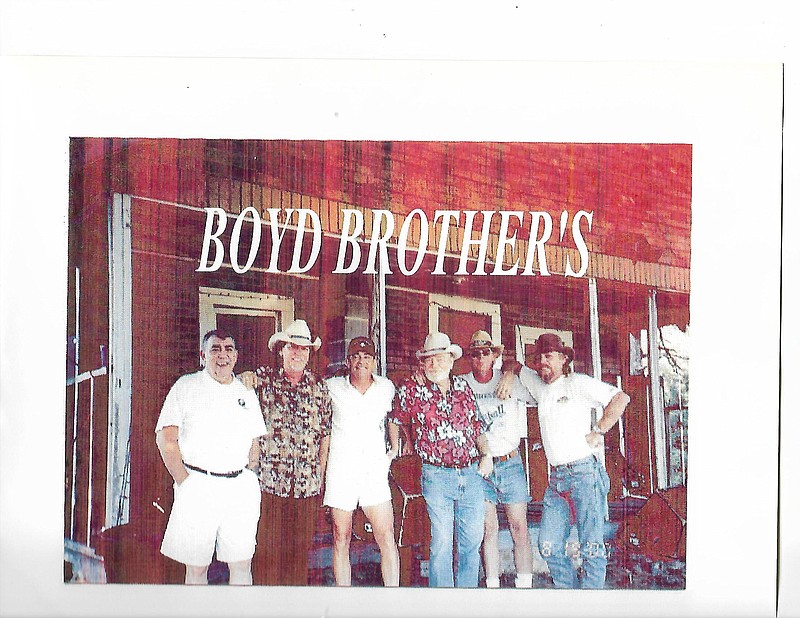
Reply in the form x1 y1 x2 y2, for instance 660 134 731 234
323 336 400 586
155 330 266 585
461 330 535 589
511 332 630 589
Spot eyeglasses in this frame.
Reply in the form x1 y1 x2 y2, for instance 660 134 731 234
469 349 492 359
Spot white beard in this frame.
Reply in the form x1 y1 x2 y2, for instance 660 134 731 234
424 369 450 384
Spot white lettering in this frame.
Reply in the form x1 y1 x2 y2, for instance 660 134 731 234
196 208 228 272
332 209 364 274
229 207 262 274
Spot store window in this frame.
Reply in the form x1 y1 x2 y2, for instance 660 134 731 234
428 293 501 376
658 324 689 488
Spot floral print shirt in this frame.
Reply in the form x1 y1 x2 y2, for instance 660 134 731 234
390 375 486 468
254 366 332 498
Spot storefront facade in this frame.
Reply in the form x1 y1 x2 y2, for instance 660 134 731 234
65 138 690 583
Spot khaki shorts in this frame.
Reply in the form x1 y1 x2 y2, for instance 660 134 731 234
160 468 261 566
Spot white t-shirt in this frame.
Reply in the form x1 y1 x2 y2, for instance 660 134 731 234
326 374 396 466
155 370 266 472
462 369 533 457
520 367 620 467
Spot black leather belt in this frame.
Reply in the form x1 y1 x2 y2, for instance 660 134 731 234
184 462 244 478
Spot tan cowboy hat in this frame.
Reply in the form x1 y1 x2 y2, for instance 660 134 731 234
268 319 322 352
467 330 504 355
415 332 462 360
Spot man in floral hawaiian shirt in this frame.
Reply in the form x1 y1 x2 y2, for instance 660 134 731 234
243 319 332 586
388 332 493 588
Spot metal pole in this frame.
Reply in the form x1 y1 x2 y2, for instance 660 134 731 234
648 290 668 489
616 375 626 456
70 267 80 540
378 264 387 377
588 278 606 469
679 388 687 485
588 278 602 379
645 383 655 494
87 375 95 545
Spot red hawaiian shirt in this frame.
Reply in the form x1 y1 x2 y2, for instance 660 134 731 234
390 375 486 467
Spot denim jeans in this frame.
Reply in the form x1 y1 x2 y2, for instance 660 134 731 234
483 453 532 505
421 462 485 587
537 455 610 589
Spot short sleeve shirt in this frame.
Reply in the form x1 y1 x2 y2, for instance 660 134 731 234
254 366 333 498
389 375 486 468
521 369 620 467
462 369 533 457
155 370 266 472
326 374 395 466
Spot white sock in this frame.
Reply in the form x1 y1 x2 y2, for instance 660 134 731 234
486 576 501 588
515 573 533 588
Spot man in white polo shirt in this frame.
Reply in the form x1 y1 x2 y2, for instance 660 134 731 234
460 330 535 589
155 330 266 585
323 336 400 586
510 332 629 589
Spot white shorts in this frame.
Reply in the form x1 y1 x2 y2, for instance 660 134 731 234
323 453 392 511
160 468 261 566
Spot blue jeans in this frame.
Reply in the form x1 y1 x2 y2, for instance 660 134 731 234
538 455 610 589
483 453 532 505
421 462 485 587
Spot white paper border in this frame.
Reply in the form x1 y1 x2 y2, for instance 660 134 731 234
0 4 790 617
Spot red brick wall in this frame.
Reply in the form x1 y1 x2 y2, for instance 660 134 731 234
198 140 692 267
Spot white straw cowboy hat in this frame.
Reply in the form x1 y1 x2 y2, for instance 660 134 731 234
268 319 322 352
415 332 463 360
467 330 504 355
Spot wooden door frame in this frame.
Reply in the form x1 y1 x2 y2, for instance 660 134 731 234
198 286 295 345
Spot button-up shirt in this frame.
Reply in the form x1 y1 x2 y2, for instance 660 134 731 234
389 374 486 468
254 366 332 498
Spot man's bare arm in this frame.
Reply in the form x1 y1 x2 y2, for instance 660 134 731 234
155 426 189 485
239 371 259 390
318 434 331 486
586 391 631 448
495 359 523 400
476 433 494 478
247 438 261 471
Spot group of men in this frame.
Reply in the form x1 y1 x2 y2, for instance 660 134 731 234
155 320 629 589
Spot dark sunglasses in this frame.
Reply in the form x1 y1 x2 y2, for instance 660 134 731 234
469 349 492 358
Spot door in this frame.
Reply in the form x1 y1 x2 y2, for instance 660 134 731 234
198 287 294 373
215 313 276 374
428 293 501 377
436 308 493 376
